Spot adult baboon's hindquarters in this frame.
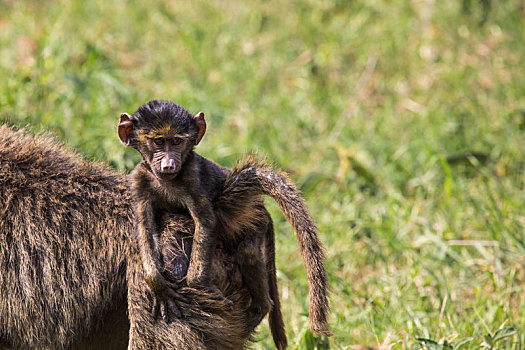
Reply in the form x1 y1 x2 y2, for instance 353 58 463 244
0 125 259 349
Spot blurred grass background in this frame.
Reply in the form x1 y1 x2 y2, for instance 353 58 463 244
1 0 525 348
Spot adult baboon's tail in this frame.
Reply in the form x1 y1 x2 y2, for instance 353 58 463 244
217 156 331 338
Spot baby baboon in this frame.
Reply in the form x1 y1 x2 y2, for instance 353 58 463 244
118 100 331 346
118 101 231 321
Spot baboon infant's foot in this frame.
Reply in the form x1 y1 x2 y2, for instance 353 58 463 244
145 269 189 322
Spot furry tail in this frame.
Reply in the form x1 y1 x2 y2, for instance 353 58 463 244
217 156 331 337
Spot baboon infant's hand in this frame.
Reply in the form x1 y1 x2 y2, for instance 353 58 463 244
144 269 189 322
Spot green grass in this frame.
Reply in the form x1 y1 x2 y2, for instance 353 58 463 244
1 0 525 348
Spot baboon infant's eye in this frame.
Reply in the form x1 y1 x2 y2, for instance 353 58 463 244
173 137 183 145
153 138 165 146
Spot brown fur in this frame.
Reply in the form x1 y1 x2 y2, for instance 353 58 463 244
0 125 258 349
0 124 131 349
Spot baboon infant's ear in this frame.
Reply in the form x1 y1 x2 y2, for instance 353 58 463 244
118 113 135 146
193 112 206 145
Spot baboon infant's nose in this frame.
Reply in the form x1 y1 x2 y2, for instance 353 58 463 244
161 158 176 173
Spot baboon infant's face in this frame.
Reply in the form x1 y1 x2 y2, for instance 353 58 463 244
117 101 207 181
142 130 192 180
